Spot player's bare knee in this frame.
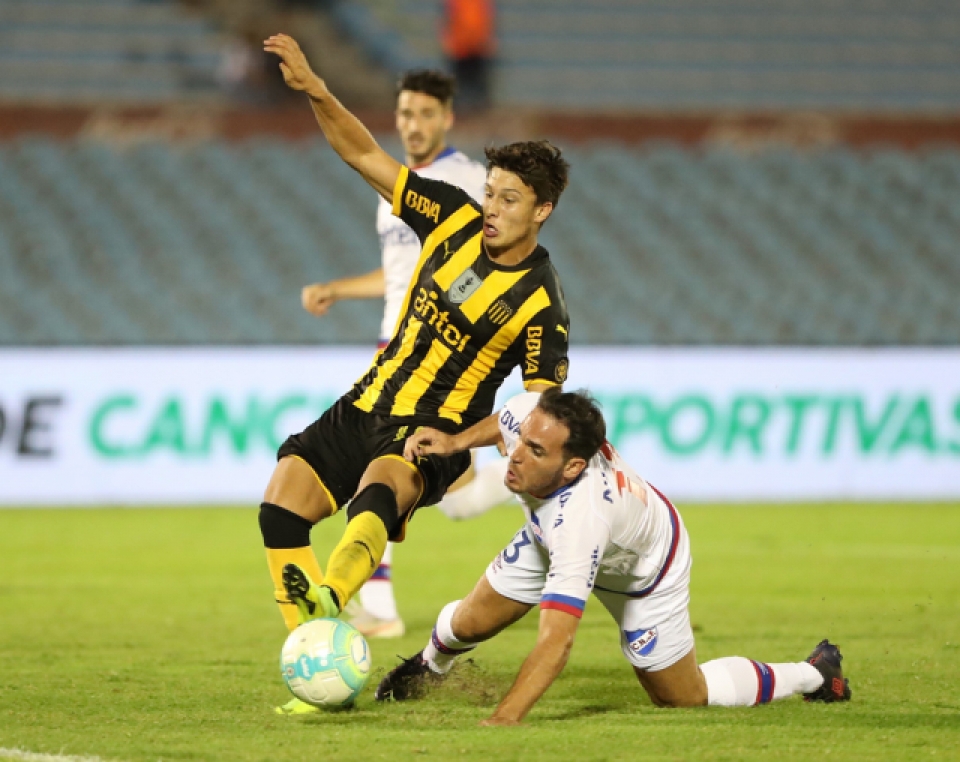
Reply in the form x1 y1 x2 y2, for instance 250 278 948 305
263 456 335 523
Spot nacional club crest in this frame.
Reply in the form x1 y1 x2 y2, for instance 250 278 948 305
625 626 659 657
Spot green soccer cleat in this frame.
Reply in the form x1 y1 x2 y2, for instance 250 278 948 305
274 697 320 716
282 563 340 624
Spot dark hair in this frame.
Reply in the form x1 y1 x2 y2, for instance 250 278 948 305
536 388 606 461
396 69 456 106
484 140 570 208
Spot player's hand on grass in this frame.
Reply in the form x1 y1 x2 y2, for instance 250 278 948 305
301 282 336 317
263 34 324 96
404 427 460 461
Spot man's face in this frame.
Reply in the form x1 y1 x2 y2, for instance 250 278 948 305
482 168 553 252
505 408 584 498
395 90 453 165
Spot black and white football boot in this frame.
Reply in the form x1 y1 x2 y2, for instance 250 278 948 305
375 651 444 701
803 639 852 703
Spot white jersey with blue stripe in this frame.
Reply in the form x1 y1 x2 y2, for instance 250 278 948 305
375 147 486 342
498 393 681 617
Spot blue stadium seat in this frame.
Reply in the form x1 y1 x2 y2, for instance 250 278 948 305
342 0 960 111
0 0 225 104
0 138 957 345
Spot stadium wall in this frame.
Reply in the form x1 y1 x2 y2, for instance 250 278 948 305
2 106 960 147
2 347 958 505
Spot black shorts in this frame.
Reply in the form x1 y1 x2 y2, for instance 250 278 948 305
277 394 471 540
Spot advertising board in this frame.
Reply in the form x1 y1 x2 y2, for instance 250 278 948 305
1 347 957 504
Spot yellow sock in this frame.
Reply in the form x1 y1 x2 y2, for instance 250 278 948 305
266 546 324 631
324 512 389 610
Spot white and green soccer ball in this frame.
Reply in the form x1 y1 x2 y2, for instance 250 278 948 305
280 618 372 707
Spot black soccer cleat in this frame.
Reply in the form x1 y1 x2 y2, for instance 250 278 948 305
282 563 317 613
375 651 443 702
803 639 851 703
281 563 339 623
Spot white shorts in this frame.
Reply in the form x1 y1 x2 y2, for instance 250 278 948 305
485 516 694 673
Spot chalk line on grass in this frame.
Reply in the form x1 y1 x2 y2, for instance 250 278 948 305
0 748 111 762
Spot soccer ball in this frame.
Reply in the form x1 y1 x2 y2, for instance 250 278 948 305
280 618 372 707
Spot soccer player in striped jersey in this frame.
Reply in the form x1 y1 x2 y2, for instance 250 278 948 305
262 34 571 714
376 390 851 723
298 69 512 639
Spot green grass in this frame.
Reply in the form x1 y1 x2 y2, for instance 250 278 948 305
1 503 958 761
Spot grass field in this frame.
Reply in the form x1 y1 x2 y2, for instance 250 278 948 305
0 503 958 762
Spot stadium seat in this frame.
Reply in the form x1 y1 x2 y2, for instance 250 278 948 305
0 138 957 345
342 0 960 111
0 0 225 104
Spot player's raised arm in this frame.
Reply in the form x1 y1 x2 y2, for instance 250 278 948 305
482 609 581 726
264 34 401 203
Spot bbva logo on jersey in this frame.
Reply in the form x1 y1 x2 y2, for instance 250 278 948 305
625 626 659 657
404 189 440 223
500 408 521 435
525 326 543 375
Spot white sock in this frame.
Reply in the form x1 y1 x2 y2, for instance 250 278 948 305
700 656 823 706
438 458 513 520
422 600 477 674
357 542 398 620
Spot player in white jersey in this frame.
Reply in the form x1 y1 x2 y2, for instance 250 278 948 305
376 389 851 724
299 70 512 638
374 145 485 343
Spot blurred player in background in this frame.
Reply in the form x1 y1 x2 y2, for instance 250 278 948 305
262 33 571 715
376 389 851 723
299 69 513 639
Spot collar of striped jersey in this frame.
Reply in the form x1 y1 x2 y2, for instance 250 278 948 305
482 242 550 272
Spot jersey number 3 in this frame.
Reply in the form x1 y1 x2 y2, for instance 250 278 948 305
503 530 532 564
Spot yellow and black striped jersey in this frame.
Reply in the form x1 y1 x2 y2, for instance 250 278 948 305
347 166 570 430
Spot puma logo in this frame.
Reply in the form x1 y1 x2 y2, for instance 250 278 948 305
356 540 377 569
556 324 568 336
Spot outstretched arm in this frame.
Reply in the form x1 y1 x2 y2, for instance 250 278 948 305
482 609 580 726
263 34 401 202
403 384 554 461
302 268 385 317
403 413 502 461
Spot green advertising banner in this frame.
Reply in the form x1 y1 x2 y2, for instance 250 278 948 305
1 347 958 504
